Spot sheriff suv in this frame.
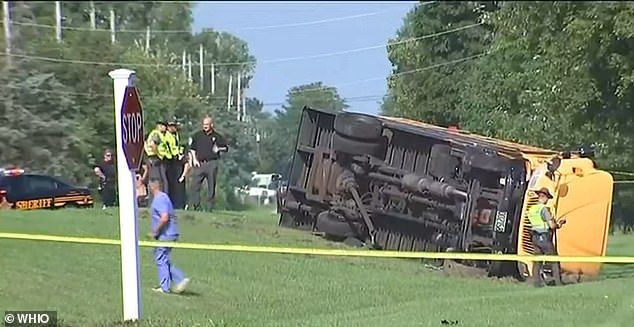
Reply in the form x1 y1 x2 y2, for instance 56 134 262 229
0 168 94 210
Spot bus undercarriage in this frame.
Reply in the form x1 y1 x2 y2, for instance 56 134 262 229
278 107 544 278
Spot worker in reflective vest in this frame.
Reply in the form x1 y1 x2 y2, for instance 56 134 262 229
527 187 566 287
166 121 186 209
144 120 172 195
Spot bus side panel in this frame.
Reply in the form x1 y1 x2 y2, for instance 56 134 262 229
556 171 614 277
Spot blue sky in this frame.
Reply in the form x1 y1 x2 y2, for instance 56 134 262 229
192 1 417 115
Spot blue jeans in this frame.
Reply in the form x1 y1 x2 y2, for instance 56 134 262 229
154 236 186 292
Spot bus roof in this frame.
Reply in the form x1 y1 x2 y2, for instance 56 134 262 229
378 115 560 159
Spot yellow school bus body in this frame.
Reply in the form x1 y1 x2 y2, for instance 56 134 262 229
516 155 613 279
379 117 614 279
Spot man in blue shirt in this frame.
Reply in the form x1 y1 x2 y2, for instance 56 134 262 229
148 178 190 294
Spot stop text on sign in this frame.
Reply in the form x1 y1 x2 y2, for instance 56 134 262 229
122 112 143 144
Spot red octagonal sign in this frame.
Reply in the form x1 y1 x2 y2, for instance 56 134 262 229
121 86 144 171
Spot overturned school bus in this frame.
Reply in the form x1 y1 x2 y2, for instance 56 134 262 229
278 106 614 282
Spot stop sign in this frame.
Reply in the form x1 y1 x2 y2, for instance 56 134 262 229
121 86 144 171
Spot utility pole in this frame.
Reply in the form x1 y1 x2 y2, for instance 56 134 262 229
89 1 96 30
242 84 247 122
145 26 150 53
237 72 241 120
110 7 116 44
199 44 203 90
181 50 186 77
227 75 233 111
2 0 12 67
55 1 62 42
187 54 192 82
210 63 215 95
256 130 261 160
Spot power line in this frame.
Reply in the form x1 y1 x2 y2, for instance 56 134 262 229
0 52 485 101
10 22 190 34
0 22 483 67
2 83 383 105
245 22 484 66
9 5 421 34
243 52 486 98
232 5 428 31
0 52 180 68
295 52 488 93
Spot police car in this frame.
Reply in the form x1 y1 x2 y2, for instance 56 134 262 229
0 168 94 210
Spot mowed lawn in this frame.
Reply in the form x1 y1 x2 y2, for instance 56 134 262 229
1 207 633 327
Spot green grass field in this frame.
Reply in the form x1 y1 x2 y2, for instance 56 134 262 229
1 207 633 327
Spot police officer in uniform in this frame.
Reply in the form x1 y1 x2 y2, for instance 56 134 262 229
144 120 172 197
189 116 228 212
166 121 186 209
527 187 566 286
94 149 117 209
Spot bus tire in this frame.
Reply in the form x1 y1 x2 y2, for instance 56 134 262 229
332 133 386 159
334 112 383 141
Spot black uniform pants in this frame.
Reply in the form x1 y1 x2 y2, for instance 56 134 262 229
190 160 218 211
100 183 116 207
148 156 169 202
166 158 186 209
174 173 187 209
531 231 561 285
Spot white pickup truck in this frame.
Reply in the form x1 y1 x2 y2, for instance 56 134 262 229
237 172 283 205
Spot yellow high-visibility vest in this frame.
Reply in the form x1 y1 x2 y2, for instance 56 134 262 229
176 133 184 155
167 131 182 157
527 203 549 232
144 129 160 157
144 129 173 159
162 132 176 159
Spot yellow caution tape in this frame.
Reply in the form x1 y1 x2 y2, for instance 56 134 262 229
1 232 633 264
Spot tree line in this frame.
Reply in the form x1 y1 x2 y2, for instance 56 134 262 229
382 1 634 231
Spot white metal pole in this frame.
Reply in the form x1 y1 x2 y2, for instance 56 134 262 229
3 0 12 66
199 44 204 90
182 50 186 76
145 26 150 53
187 54 192 82
227 74 233 111
237 72 241 120
211 63 215 95
242 83 247 122
89 1 96 30
110 7 116 44
108 68 141 323
55 1 62 42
